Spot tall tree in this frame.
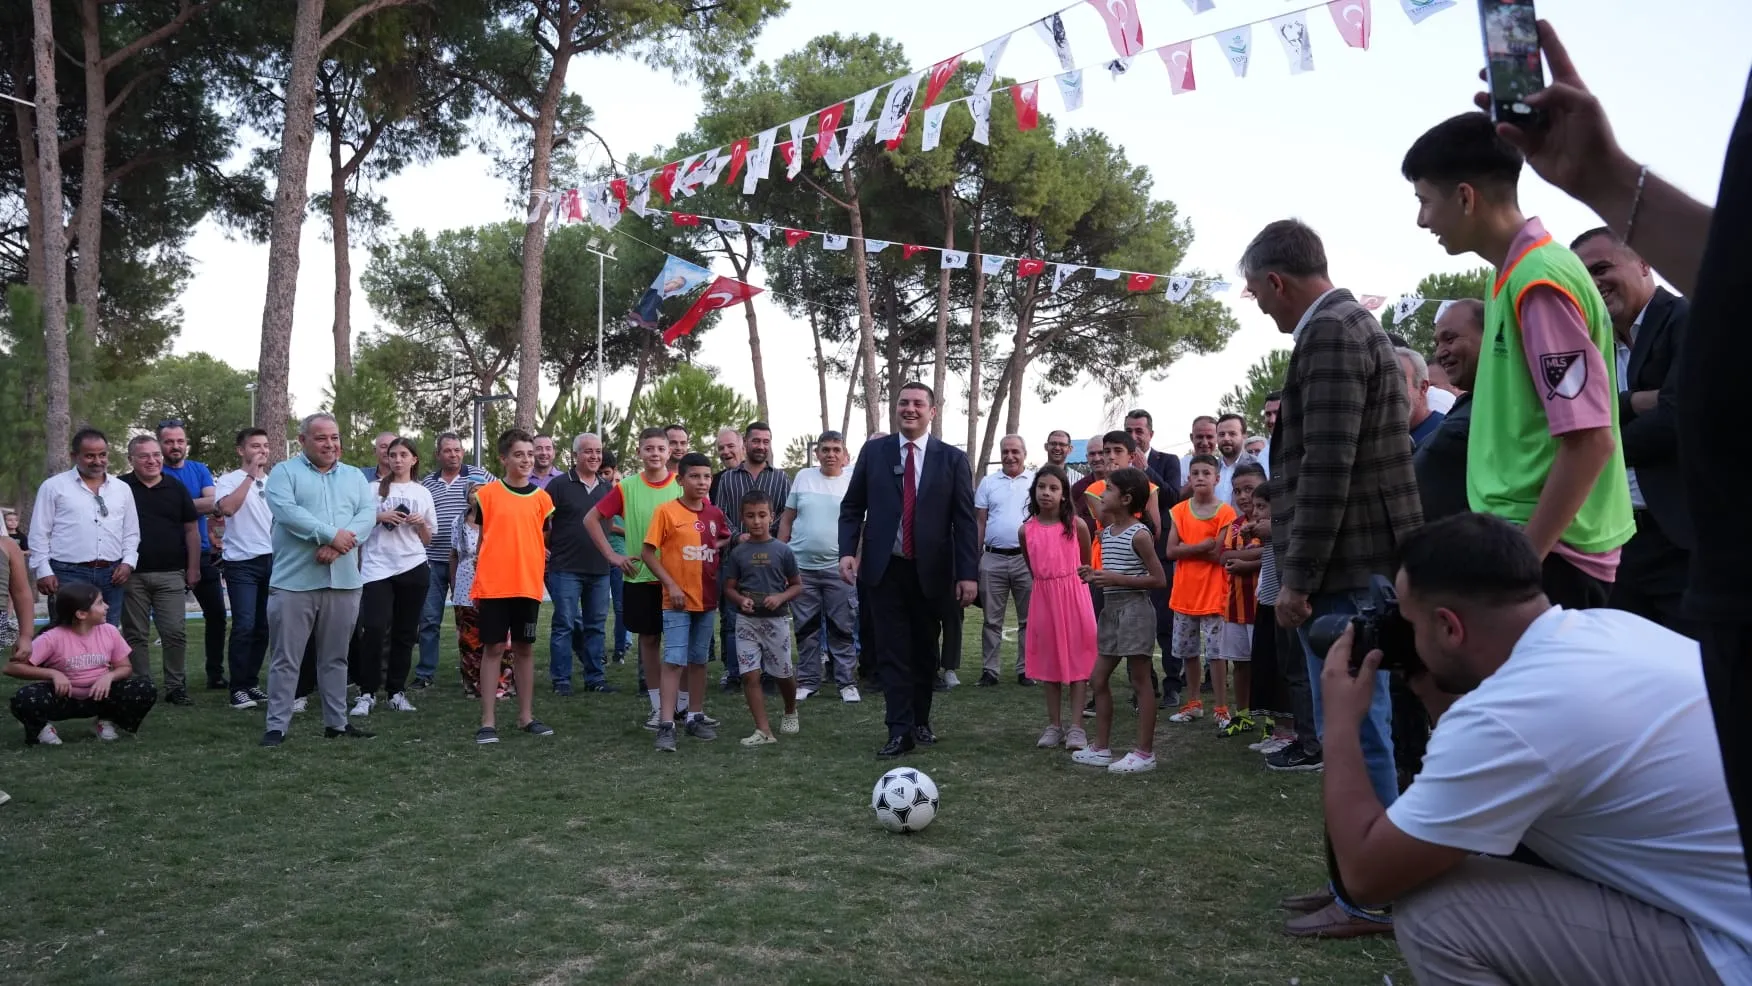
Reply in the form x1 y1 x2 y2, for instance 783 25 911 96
1218 349 1293 435
100 352 257 467
1380 267 1493 356
29 0 72 472
629 364 758 456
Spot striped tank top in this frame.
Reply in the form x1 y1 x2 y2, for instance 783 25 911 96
1098 522 1149 594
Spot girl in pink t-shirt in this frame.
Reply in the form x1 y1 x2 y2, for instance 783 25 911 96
5 582 157 745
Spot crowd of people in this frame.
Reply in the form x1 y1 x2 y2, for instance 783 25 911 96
1 18 1748 982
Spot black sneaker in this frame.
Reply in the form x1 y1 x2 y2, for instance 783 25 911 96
975 671 1000 687
582 682 621 694
1083 697 1097 719
1017 674 1035 687
409 677 433 691
246 686 269 703
475 726 499 745
259 729 285 747
207 678 229 691
521 719 555 737
933 673 950 692
654 722 677 752
552 681 574 697
231 689 259 710
1266 742 1324 772
720 677 740 693
1158 688 1181 711
324 724 375 740
165 690 194 707
613 650 627 665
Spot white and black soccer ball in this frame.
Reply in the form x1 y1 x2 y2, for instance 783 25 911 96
872 767 939 833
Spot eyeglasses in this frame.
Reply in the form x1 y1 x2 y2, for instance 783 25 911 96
254 480 265 491
1045 442 1071 449
93 493 109 518
157 418 184 430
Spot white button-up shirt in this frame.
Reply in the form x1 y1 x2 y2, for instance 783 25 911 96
1616 304 1649 511
975 468 1035 549
29 469 140 578
214 469 275 561
892 435 927 557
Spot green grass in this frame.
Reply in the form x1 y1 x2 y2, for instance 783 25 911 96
0 613 1408 986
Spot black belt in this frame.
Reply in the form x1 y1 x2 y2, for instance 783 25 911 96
984 546 1022 556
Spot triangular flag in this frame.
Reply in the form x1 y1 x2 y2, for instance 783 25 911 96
609 178 629 212
1017 258 1046 278
1394 295 1426 321
1051 263 1076 294
1183 0 1214 11
813 103 846 161
1166 276 1195 302
1126 273 1157 292
1358 294 1387 311
713 218 743 235
921 102 950 152
702 146 733 189
784 229 811 248
725 138 750 187
968 93 993 145
1093 268 1122 281
673 151 707 196
555 187 581 222
1011 82 1040 131
865 239 892 255
1216 26 1252 77
974 35 1009 94
663 275 763 346
1210 280 1233 294
785 115 809 179
824 121 869 171
1056 70 1085 112
924 55 960 109
745 128 777 194
903 244 930 260
1329 0 1372 49
1107 56 1133 80
1273 11 1315 75
877 73 921 144
941 250 969 269
1159 41 1195 95
749 222 773 240
981 255 1006 275
1086 0 1146 58
1033 14 1075 72
1399 0 1455 25
653 162 680 204
585 185 620 229
850 86 880 129
1435 299 1457 320
823 234 849 251
672 213 701 227
628 170 653 217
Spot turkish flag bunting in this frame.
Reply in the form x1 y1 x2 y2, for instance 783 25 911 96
1328 0 1371 49
663 276 763 345
784 228 811 248
609 178 629 211
924 55 961 109
653 162 680 204
813 103 846 161
1011 82 1040 131
1087 0 1147 58
902 244 930 260
726 138 750 187
1126 273 1157 292
672 213 700 227
1017 258 1046 278
557 188 583 221
1358 294 1386 311
1159 41 1196 94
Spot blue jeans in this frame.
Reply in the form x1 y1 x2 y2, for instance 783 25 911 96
662 609 715 665
546 570 610 686
224 553 274 691
415 560 449 682
52 561 123 626
608 568 629 655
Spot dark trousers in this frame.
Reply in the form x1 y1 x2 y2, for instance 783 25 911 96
1152 586 1182 693
1699 622 1752 884
11 677 157 741
1273 607 1320 753
938 597 963 672
871 558 942 738
856 583 877 681
225 553 273 691
355 564 429 697
1390 674 1430 791
1609 515 1693 637
1542 553 1609 610
193 552 227 683
1252 602 1285 714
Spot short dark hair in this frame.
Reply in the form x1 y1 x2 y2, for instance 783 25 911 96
740 489 772 513
1397 514 1545 608
435 431 464 449
1216 412 1246 429
743 421 771 439
1191 415 1217 429
1187 453 1221 473
1124 409 1153 429
678 451 713 474
664 423 687 435
235 427 268 447
1386 332 1411 349
816 430 845 445
1047 429 1072 444
1251 482 1272 505
637 426 669 444
71 427 107 453
1239 219 1329 280
533 433 554 443
1102 430 1136 454
1264 390 1282 404
52 581 102 628
1401 112 1523 195
1233 461 1267 483
1569 226 1620 252
496 428 534 457
155 418 185 437
1105 467 1155 533
898 380 936 404
1439 297 1486 330
601 449 619 470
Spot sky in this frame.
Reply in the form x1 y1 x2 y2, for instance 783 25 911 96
174 0 1752 461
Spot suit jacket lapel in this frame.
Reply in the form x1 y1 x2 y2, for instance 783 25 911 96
1627 289 1667 384
914 436 938 503
886 433 905 497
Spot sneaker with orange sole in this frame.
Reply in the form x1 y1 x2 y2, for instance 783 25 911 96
1167 700 1204 723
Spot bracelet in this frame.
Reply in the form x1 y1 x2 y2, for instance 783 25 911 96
1624 164 1649 246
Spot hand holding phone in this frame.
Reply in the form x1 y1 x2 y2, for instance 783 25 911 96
1478 0 1544 126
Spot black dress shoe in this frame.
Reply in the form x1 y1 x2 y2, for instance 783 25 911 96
933 673 950 692
877 735 916 758
324 724 375 739
1016 674 1035 687
912 725 937 746
975 670 1000 687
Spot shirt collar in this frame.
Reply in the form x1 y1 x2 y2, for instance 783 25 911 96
1291 286 1344 342
1498 216 1550 278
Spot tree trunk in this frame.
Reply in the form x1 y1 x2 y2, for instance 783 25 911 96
808 294 829 434
12 57 44 291
73 0 106 351
515 48 572 432
31 0 72 473
328 110 353 380
977 350 1015 477
881 274 903 432
964 199 986 474
1005 304 1035 437
732 230 768 420
842 172 880 435
622 331 652 450
840 362 856 437
930 187 955 439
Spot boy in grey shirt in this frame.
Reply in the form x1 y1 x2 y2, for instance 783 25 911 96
723 490 802 746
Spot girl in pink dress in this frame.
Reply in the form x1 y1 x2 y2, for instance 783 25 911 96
1019 465 1097 751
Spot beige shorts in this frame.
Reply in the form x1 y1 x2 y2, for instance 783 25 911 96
735 615 794 679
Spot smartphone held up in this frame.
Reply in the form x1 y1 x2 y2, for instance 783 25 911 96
1478 0 1544 126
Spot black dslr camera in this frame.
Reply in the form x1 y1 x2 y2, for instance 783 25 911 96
1305 575 1422 676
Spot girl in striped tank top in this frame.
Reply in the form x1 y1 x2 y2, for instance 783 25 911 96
1073 468 1169 774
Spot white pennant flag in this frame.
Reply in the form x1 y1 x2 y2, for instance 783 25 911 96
865 239 892 255
968 93 993 145
1273 12 1315 75
1216 26 1252 77
786 116 809 179
1399 0 1456 25
628 171 653 218
1166 275 1196 303
1093 268 1123 281
921 103 951 152
713 218 743 235
674 151 707 197
825 121 871 171
1051 263 1077 294
1107 56 1133 80
745 128 779 194
877 73 921 143
981 255 1007 275
1209 280 1233 294
1435 299 1457 321
701 146 732 187
1183 0 1215 11
1394 295 1426 321
1056 70 1085 112
823 234 849 251
749 222 774 240
974 35 1010 94
585 184 620 229
851 86 881 129
1033 14 1075 72
941 250 969 269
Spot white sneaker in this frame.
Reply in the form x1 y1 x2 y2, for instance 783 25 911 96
1108 751 1158 774
387 692 417 712
943 671 961 688
35 724 62 746
1070 747 1112 767
93 720 119 742
840 685 861 704
349 694 374 717
1257 737 1292 755
292 696 309 714
796 687 815 702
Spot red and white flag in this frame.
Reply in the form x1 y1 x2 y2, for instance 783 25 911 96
672 213 700 227
557 187 583 222
1159 41 1196 95
784 228 811 248
1126 273 1157 292
1087 0 1146 58
1358 294 1386 311
903 244 931 260
1329 0 1372 49
1017 258 1046 278
653 161 681 204
663 276 762 346
785 115 809 179
1011 82 1040 131
725 138 750 187
609 178 629 212
924 55 961 109
813 103 846 161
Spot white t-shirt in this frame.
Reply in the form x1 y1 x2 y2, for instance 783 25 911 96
785 467 850 572
359 481 438 584
213 470 274 561
1387 607 1752 983
974 469 1034 549
1427 387 1457 415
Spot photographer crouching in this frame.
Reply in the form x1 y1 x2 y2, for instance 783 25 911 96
1318 513 1749 985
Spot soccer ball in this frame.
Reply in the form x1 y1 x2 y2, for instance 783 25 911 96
872 767 939 833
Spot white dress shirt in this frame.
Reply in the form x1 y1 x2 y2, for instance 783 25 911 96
214 469 275 561
1291 286 1344 342
975 469 1035 549
29 469 140 578
1615 304 1649 510
891 434 927 557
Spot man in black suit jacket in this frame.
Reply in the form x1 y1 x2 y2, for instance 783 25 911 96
839 382 979 758
1573 229 1693 636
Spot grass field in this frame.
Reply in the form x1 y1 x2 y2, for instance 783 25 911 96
0 612 1408 986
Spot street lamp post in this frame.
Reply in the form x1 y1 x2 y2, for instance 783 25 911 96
245 382 257 426
584 238 617 436
471 394 516 470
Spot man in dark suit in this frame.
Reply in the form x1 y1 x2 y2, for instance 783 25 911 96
1572 228 1693 637
1241 219 1424 939
839 382 979 758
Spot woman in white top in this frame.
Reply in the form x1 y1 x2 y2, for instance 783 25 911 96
350 437 437 715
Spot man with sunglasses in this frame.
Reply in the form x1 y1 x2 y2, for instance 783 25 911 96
1043 430 1084 485
156 419 229 691
214 429 276 710
29 428 138 627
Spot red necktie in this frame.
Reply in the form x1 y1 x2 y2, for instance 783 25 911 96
901 441 917 558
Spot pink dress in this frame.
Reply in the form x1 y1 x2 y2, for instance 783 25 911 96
1022 518 1098 684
